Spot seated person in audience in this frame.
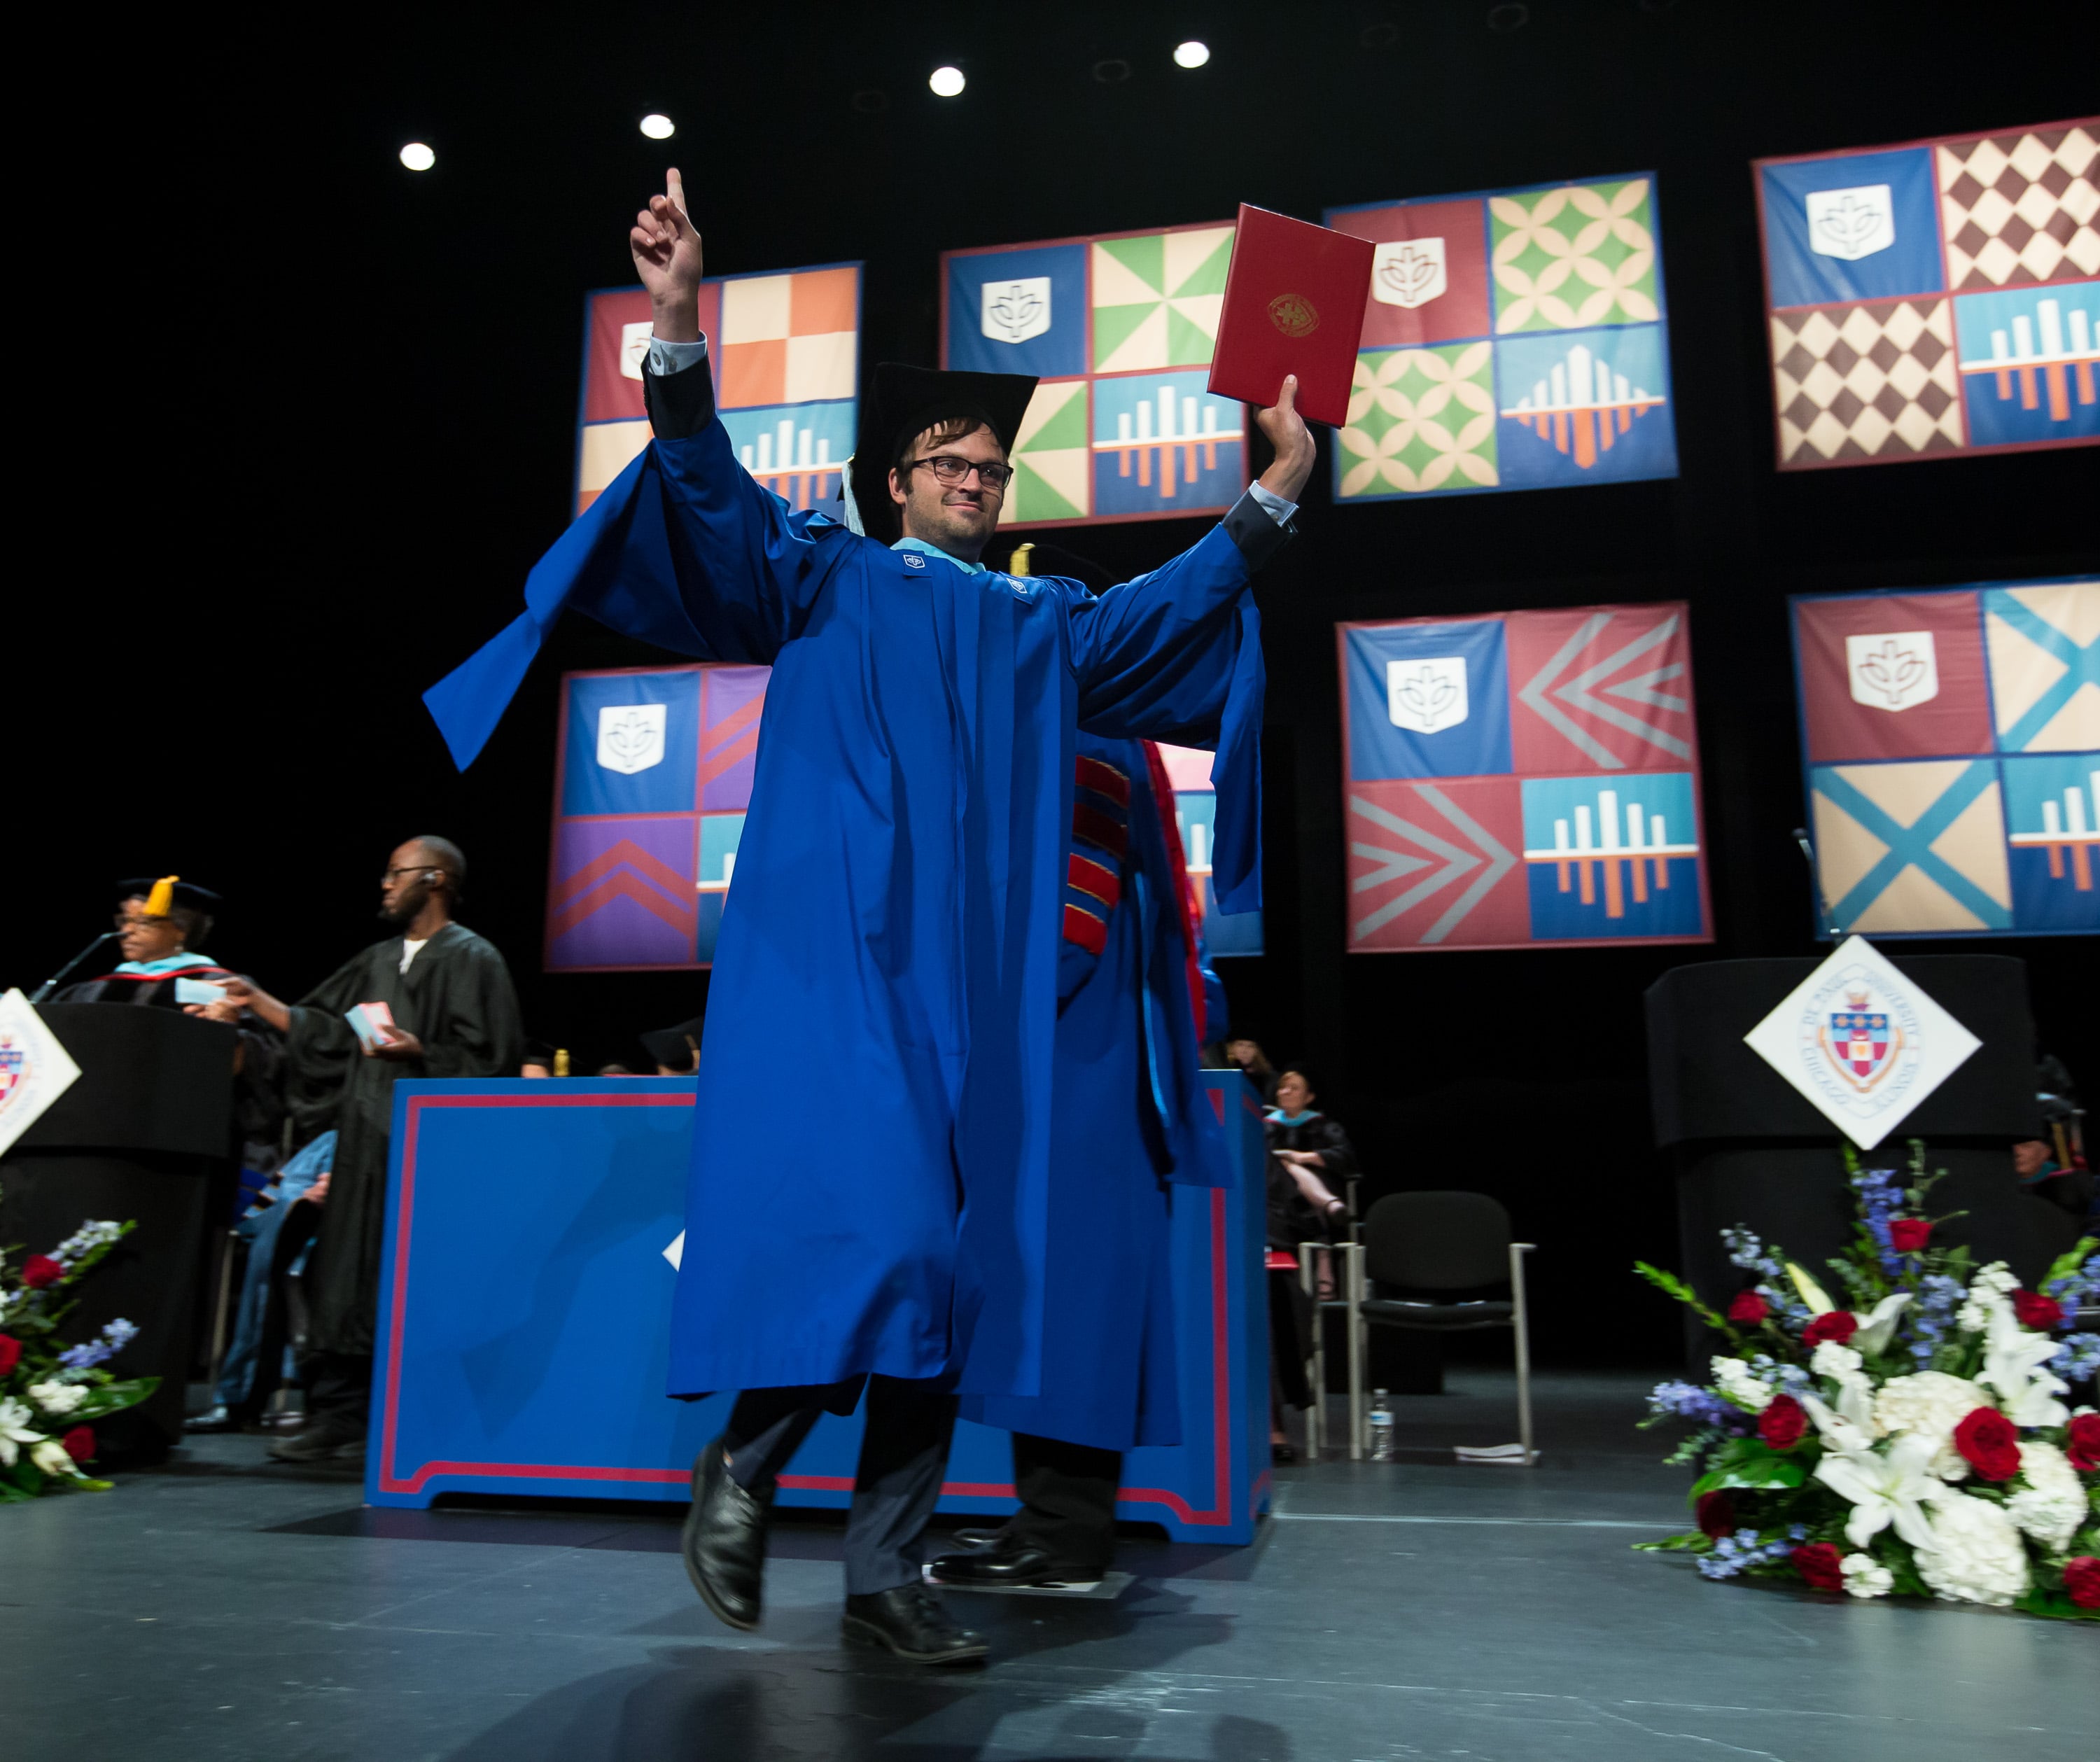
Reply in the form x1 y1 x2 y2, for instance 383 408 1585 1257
2017 1107 2092 1219
638 1014 706 1076
187 1130 336 1433
1225 1035 1280 1105
597 1062 636 1076
1261 1066 1358 1456
521 1040 559 1078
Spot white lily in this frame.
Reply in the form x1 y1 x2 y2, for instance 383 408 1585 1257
0 1397 48 1469
1812 1431 1942 1551
29 1439 82 1478
1977 1306 2069 1427
1851 1291 1913 1357
1786 1261 1837 1315
1801 1388 1876 1453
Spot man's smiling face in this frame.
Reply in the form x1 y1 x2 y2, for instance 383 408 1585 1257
889 421 1009 562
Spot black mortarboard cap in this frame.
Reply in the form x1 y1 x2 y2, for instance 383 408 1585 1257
639 1014 708 1071
116 877 223 914
846 363 1038 544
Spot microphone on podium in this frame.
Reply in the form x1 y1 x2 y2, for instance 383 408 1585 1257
30 930 122 1003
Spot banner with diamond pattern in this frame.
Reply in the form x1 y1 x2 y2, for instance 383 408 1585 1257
1756 120 2099 470
1790 579 2099 939
942 223 1247 530
1339 603 1712 952
1324 175 1679 502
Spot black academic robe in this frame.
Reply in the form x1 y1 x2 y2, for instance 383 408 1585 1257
284 923 524 1356
55 962 287 1145
1264 1111 1359 1249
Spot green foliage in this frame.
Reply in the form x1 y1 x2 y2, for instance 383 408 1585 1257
1688 1437 1813 1499
1631 1532 1712 1553
1633 1260 1737 1343
2043 1236 2098 1291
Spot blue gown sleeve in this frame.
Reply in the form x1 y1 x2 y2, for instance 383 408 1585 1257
422 356 851 770
1063 493 1288 914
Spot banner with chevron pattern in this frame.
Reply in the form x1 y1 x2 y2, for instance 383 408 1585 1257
1340 603 1712 952
941 221 1247 529
1791 578 2100 939
545 665 768 971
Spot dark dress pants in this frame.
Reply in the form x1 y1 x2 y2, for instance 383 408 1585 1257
722 1375 958 1596
1003 1432 1124 1579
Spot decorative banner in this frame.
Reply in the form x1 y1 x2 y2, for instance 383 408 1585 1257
575 263 862 517
942 223 1247 529
1323 174 1678 501
1755 120 2099 470
545 665 766 971
544 677 1259 970
1791 578 2100 938
1156 744 1262 958
1742 936 1982 1151
1338 603 1712 952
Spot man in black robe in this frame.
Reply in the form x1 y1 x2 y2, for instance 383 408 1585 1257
210 837 524 1460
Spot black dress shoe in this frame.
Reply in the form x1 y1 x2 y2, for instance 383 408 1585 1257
948 1526 1004 1550
267 1413 365 1462
927 1539 1071 1586
681 1436 769 1631
841 1586 988 1664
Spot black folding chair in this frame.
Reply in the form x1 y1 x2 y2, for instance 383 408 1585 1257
1351 1191 1536 1464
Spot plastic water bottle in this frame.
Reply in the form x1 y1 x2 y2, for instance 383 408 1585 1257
1369 1389 1394 1461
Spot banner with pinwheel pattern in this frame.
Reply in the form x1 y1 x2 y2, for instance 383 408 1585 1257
941 221 1248 529
1791 578 2100 939
1340 603 1711 952
1324 175 1679 501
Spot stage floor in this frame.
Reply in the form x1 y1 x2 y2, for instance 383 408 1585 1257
6 1372 2092 1762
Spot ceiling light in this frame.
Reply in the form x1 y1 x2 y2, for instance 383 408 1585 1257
1173 41 1210 68
929 65 965 97
640 113 676 140
399 143 435 172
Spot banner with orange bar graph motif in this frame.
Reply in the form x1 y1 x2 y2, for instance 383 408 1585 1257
545 665 768 971
1323 175 1678 501
1338 604 1712 952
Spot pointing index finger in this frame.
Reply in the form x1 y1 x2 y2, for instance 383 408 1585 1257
666 166 687 218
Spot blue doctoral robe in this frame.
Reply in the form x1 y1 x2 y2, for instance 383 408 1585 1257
424 356 1280 1401
963 734 1228 1453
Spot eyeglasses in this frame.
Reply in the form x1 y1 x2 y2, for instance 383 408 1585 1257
114 911 175 930
380 866 444 883
909 454 1013 492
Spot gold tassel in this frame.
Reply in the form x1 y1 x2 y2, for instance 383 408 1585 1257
553 1048 571 1077
1009 543 1035 577
144 875 179 917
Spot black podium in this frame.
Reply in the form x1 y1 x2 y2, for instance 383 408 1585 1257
1646 956 2076 1362
0 1005 236 1455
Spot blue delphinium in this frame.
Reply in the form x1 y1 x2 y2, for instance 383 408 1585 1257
2050 1332 2100 1383
1721 1226 1810 1328
2043 1254 2099 1316
1648 1381 1742 1429
1851 1166 1906 1275
54 1317 137 1372
1904 1273 1964 1366
1697 1525 1810 1580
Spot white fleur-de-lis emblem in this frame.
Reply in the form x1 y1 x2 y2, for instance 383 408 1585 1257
596 704 668 774
1386 657 1469 734
1371 237 1448 310
1806 186 1895 263
981 277 1052 344
1844 631 1939 713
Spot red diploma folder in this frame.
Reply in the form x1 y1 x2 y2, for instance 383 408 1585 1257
1207 204 1374 426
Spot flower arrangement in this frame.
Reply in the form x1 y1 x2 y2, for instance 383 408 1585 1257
1636 1143 2099 1621
1 1191 158 1501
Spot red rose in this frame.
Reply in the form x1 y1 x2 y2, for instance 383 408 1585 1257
1758 1393 1808 1451
21 1254 63 1289
1727 1291 1768 1323
1791 1541 1844 1592
2065 1557 2100 1611
1695 1490 1737 1538
1888 1219 1931 1252
1952 1406 2021 1481
2012 1290 2064 1331
0 1334 20 1376
61 1427 94 1462
1802 1312 1859 1348
2067 1413 2100 1474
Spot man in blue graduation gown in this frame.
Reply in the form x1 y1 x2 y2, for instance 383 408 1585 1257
932 730 1229 1588
424 169 1312 1664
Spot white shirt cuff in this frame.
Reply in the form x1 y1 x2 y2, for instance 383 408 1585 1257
1247 481 1296 526
648 334 710 376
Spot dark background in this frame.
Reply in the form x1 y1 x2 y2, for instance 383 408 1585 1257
18 1 2094 1364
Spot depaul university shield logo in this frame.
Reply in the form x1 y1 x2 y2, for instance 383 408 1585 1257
0 1034 27 1110
1821 986 1902 1091
981 277 1051 345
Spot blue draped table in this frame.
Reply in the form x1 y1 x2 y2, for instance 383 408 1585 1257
363 1072 1271 1541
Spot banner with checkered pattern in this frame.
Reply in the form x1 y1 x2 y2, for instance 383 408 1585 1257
1756 121 2099 470
1790 579 2100 939
941 223 1248 529
1322 175 1679 502
1339 604 1712 952
573 263 861 518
